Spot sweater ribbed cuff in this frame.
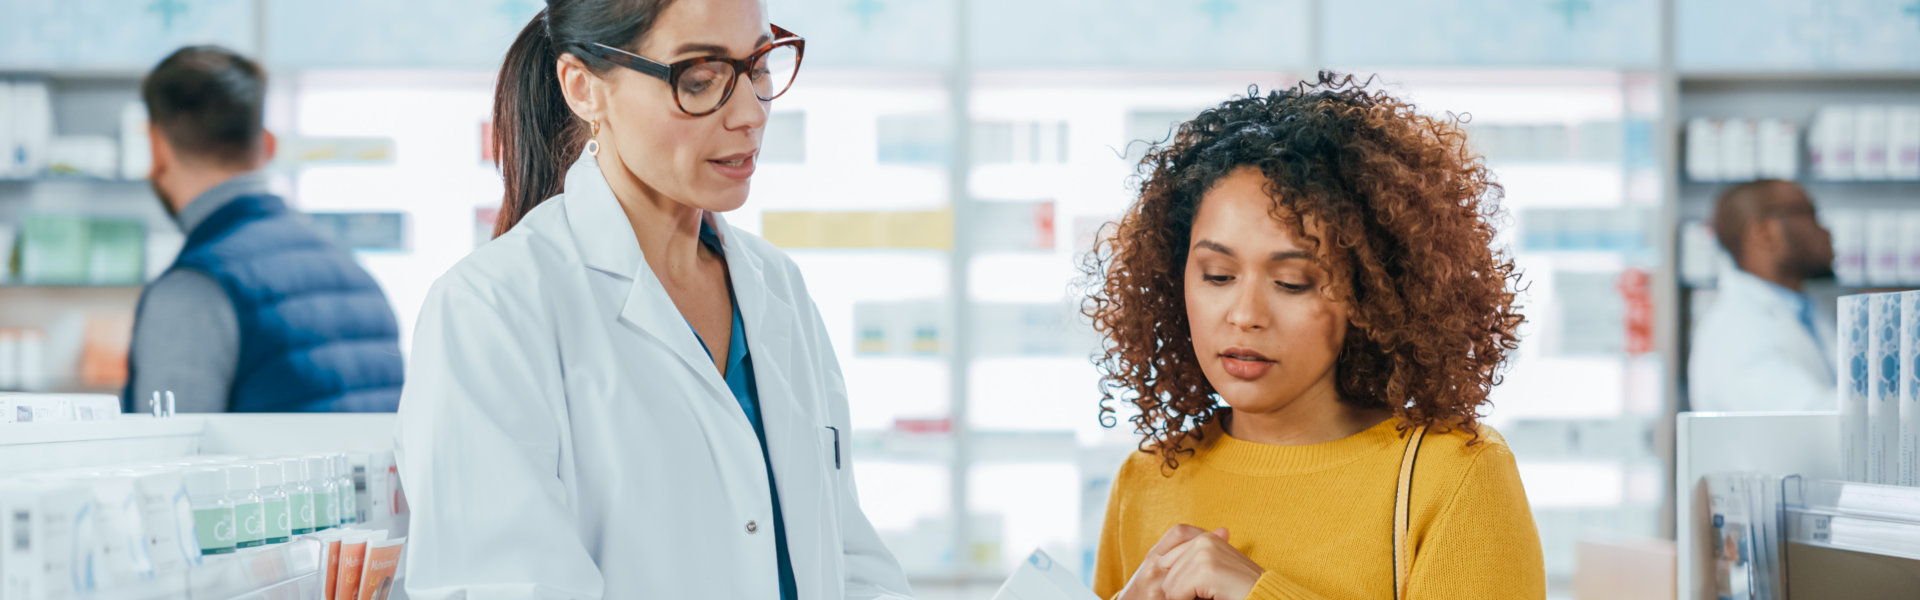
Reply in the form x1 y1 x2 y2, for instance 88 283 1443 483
1246 571 1327 600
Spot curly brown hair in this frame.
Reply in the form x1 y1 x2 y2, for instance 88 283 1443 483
1081 72 1525 472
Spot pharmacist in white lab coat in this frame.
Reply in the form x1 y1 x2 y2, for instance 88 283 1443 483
1689 180 1838 412
395 1 911 598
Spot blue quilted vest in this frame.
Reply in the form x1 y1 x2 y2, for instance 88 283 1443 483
125 194 404 412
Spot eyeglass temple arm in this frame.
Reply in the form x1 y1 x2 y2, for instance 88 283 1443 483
589 43 672 81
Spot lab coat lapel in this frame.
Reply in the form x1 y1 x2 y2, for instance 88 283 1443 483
713 214 832 591
559 154 745 425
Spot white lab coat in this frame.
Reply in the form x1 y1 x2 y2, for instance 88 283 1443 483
394 153 913 599
1687 266 1837 412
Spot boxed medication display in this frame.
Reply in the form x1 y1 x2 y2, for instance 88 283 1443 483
1893 107 1920 180
1854 106 1890 180
1841 290 1920 488
1811 105 1920 181
1868 294 1902 484
1902 291 1920 487
1718 118 1759 182
1685 118 1722 182
1840 295 1870 483
0 448 387 599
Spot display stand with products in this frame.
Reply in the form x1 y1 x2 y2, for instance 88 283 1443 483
1676 411 1920 600
0 409 403 600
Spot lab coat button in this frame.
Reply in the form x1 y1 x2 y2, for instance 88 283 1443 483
746 520 759 533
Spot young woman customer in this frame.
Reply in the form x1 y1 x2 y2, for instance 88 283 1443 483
1083 73 1544 600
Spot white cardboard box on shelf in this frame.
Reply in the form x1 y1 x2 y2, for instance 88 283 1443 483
1685 118 1722 182
9 81 52 177
1829 210 1868 287
7 393 73 423
0 480 92 600
1679 220 1721 288
1902 291 1920 488
1891 106 1920 181
0 81 13 178
1719 118 1758 182
1757 118 1798 180
1866 214 1904 287
1842 296 1871 483
1901 214 1920 287
1813 106 1857 181
1868 294 1903 485
1855 106 1891 181
119 102 151 181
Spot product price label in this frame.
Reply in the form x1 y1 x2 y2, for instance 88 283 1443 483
292 493 316 533
236 502 266 547
193 507 236 554
316 490 338 527
265 498 291 541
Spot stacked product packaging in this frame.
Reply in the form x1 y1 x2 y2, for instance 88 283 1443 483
0 451 406 599
1684 107 1920 183
1703 289 1920 600
1837 290 1920 487
1705 472 1785 600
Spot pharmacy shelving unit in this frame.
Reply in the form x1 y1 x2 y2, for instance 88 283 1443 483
1666 71 1920 401
0 70 175 396
0 413 398 600
1651 0 1920 554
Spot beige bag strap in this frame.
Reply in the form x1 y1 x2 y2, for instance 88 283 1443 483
1393 424 1429 600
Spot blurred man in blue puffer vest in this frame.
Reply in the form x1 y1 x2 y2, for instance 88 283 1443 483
124 45 403 414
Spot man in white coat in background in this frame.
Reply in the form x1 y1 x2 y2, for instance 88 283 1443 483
1688 179 1838 412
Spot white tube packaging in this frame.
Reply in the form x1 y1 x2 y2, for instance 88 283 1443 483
1855 106 1891 180
1757 118 1799 180
1719 118 1759 182
1814 106 1857 181
1868 294 1902 484
1891 106 1920 180
1901 213 1920 286
1685 118 1723 182
1841 294 1871 482
114 468 200 576
1827 210 1868 287
12 81 51 177
0 81 14 178
1901 291 1920 487
117 102 151 182
22 472 158 591
1866 212 1904 287
0 480 92 599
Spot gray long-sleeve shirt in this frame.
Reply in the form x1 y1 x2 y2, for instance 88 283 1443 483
126 174 268 414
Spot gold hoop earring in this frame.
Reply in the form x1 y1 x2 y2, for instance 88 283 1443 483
586 120 601 157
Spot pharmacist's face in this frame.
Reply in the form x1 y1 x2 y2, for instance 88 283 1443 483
1183 168 1349 414
1772 187 1835 280
597 0 771 212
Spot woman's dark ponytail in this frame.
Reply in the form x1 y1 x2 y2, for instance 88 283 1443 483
493 11 581 237
491 1 670 237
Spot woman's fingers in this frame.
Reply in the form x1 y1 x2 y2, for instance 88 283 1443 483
1144 523 1208 563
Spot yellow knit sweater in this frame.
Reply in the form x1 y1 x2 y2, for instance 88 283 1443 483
1092 416 1544 599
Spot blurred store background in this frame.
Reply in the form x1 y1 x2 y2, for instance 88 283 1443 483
2 0 1918 598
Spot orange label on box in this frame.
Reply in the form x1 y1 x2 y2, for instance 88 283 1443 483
357 539 405 600
334 541 369 600
323 539 343 600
